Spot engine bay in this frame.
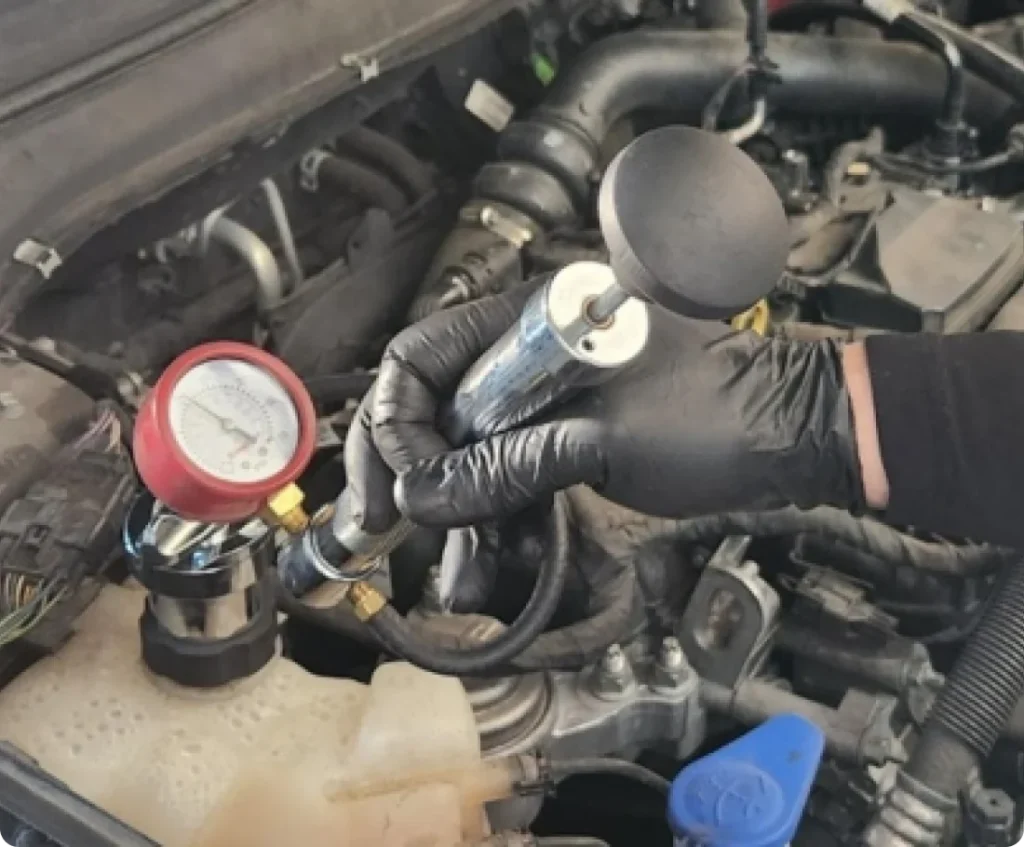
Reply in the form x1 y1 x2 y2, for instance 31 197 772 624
4 1 1024 844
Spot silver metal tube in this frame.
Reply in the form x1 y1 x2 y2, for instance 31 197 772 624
260 178 303 290
584 281 630 325
207 215 284 312
725 97 767 145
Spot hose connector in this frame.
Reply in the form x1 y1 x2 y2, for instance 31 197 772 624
346 581 388 622
260 483 309 535
863 771 955 847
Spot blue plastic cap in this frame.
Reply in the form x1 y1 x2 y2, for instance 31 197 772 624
668 714 825 847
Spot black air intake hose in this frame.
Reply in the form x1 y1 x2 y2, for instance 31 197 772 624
866 561 1024 844
408 30 1016 319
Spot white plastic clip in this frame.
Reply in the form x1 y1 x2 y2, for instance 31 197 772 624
13 238 62 279
341 53 380 83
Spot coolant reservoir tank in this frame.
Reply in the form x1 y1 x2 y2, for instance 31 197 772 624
0 585 503 846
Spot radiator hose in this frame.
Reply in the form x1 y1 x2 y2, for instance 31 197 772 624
865 561 1024 846
407 29 1016 319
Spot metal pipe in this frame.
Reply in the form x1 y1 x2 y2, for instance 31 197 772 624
260 179 303 290
725 97 767 145
701 677 902 765
206 215 284 313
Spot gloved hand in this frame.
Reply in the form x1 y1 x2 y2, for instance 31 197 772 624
344 287 865 531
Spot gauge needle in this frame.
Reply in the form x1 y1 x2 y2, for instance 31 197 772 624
229 437 253 459
185 397 259 442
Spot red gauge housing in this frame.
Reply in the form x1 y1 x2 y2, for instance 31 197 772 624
133 342 317 523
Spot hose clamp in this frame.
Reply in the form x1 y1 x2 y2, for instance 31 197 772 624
301 505 381 583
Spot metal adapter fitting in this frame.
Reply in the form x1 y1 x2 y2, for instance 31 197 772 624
346 581 387 622
261 483 309 534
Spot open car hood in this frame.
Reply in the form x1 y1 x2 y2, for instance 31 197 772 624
0 0 515 318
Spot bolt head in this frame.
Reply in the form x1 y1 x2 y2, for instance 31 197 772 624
602 644 626 674
591 644 635 698
970 788 1015 828
659 636 684 669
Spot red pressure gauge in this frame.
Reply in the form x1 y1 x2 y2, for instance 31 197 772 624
133 342 317 523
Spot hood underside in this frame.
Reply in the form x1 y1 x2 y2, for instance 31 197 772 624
0 0 515 318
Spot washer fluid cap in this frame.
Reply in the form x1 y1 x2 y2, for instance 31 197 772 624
668 713 825 846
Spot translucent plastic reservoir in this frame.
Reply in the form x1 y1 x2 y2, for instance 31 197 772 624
0 585 501 846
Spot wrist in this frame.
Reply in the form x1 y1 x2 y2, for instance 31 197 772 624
842 342 890 509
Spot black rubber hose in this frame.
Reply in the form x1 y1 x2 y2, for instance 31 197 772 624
769 1 883 29
509 566 639 671
316 154 408 217
416 559 641 674
896 12 967 140
548 758 671 796
273 574 379 647
654 507 1003 576
302 372 375 414
364 494 572 675
335 127 434 202
748 0 769 68
870 148 1018 175
278 524 636 672
906 562 1024 797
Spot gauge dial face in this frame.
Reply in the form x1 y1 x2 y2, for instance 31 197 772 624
166 358 301 485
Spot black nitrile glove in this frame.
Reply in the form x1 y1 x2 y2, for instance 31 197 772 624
344 288 865 530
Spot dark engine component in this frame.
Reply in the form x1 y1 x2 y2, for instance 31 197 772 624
409 29 1016 317
867 560 1024 845
7 2 1024 846
0 357 94 515
0 446 133 592
790 183 1024 333
0 742 155 847
0 409 133 686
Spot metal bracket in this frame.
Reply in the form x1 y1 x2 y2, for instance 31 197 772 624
299 149 331 193
13 239 62 279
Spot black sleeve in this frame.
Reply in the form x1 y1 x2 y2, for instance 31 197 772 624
864 331 1024 549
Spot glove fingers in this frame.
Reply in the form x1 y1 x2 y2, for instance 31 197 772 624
374 287 534 472
343 386 400 534
394 420 606 527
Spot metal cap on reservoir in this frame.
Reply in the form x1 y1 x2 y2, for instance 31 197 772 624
668 714 825 846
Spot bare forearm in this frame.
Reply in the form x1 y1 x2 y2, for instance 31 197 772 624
842 342 889 509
